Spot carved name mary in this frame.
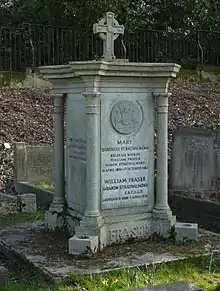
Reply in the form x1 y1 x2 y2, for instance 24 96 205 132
39 13 180 255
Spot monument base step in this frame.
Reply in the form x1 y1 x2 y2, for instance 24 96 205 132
0 220 219 283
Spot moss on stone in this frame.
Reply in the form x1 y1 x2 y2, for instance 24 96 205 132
0 211 44 226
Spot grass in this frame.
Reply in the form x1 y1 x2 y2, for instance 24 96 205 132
2 255 220 291
37 181 55 191
174 66 220 83
0 211 44 226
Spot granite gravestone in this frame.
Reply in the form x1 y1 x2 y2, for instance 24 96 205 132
170 127 220 198
170 127 214 194
39 12 181 255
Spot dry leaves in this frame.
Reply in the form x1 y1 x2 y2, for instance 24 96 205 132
1 82 220 191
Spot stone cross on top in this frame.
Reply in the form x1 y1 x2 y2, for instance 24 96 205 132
93 12 124 61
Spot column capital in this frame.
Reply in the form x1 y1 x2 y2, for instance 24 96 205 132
53 93 67 101
53 93 66 113
84 93 101 115
155 93 170 114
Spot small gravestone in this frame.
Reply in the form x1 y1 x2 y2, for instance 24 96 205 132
0 194 18 215
130 281 204 291
0 193 36 215
170 127 214 194
39 12 181 255
17 193 37 213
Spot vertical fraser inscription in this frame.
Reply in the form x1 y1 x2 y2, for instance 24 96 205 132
68 138 86 161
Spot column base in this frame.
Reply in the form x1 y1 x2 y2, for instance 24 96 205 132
69 235 99 257
45 203 65 231
152 207 174 219
152 208 176 238
68 214 107 255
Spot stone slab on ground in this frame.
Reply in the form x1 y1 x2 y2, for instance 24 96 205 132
130 281 204 291
0 221 219 282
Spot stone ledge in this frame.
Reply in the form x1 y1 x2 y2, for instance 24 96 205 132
0 222 60 284
0 220 219 282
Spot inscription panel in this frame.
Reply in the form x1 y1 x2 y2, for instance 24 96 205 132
108 221 151 243
66 94 86 214
101 96 154 210
101 141 149 208
68 137 86 161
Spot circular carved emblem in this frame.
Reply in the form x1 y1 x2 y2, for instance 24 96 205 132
110 100 143 135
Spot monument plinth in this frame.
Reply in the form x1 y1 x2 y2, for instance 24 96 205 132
39 12 181 255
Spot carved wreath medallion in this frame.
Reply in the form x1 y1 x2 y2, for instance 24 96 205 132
110 100 143 135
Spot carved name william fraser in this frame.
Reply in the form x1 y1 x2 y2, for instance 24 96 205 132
104 176 146 184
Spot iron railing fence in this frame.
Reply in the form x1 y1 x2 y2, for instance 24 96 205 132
1 23 220 71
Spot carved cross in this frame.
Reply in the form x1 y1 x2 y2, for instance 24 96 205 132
93 12 124 61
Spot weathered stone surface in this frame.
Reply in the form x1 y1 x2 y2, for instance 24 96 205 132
0 193 18 215
175 222 198 242
93 11 124 61
39 13 180 255
0 219 220 280
129 281 204 291
69 235 99 255
0 193 37 215
17 193 37 213
170 127 220 202
0 266 9 285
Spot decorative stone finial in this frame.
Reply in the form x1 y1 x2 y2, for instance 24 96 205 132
93 12 124 61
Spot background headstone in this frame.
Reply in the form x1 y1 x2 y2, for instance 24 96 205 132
170 127 220 201
17 193 37 212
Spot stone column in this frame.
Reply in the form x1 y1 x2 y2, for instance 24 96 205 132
51 93 66 209
45 93 66 230
81 92 102 226
154 93 171 213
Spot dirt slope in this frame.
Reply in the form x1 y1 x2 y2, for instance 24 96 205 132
1 83 220 190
